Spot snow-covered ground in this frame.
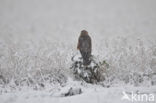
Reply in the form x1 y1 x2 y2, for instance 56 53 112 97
0 79 156 103
0 0 156 103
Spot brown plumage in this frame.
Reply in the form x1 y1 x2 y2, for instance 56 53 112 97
77 30 92 65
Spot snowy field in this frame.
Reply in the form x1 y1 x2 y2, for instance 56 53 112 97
0 0 156 103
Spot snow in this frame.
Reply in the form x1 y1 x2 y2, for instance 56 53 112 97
0 79 156 103
0 0 156 103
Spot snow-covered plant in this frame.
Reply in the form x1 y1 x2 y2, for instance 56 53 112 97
70 54 109 83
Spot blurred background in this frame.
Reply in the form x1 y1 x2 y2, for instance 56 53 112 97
0 0 156 42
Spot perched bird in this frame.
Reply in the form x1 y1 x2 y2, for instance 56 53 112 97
77 30 92 65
